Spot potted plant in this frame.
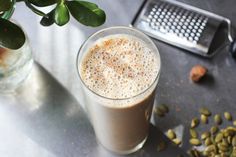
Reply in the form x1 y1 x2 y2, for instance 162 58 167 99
0 0 106 49
0 0 106 92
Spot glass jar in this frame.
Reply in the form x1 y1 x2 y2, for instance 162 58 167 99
0 0 33 93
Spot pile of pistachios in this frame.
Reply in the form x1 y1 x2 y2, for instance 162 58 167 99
188 108 236 157
155 105 236 157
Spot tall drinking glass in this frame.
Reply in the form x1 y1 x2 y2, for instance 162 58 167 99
76 26 161 154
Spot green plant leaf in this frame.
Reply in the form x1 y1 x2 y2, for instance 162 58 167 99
54 3 70 26
0 19 25 50
40 9 55 26
28 0 57 7
0 0 12 12
66 0 106 27
25 0 47 17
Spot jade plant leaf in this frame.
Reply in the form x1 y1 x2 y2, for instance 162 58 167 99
54 3 70 26
0 18 25 49
0 0 12 12
66 0 106 27
28 0 57 7
40 9 55 26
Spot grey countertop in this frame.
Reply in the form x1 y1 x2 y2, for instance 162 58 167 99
1 0 236 156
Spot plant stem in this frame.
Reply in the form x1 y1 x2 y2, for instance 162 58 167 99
24 0 48 17
59 0 65 5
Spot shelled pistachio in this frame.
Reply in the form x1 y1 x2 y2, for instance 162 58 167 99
191 118 199 128
214 114 222 125
224 112 232 121
199 107 211 116
167 129 176 140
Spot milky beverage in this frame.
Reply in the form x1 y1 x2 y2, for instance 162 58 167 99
79 34 160 153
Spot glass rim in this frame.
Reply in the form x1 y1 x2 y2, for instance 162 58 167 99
76 26 161 101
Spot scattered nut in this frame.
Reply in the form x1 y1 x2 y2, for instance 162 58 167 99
224 112 232 121
189 65 207 82
191 118 200 128
173 138 182 146
166 129 176 140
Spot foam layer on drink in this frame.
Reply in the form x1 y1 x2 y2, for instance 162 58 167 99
80 34 160 100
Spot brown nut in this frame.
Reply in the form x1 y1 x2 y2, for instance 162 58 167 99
189 65 207 82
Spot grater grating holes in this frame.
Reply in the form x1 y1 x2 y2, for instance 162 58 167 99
147 1 209 44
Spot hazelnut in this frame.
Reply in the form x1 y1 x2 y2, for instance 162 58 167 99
190 65 207 82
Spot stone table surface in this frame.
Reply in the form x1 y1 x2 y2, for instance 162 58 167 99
1 0 236 156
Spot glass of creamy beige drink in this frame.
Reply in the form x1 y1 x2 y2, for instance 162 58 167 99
77 26 161 154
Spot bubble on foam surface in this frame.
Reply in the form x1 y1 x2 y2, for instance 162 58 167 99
80 34 160 100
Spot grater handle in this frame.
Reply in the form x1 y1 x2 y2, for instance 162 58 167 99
229 38 236 58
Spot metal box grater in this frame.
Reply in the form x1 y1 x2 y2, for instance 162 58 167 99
131 0 231 57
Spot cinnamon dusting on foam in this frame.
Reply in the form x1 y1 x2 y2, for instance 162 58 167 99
80 34 160 99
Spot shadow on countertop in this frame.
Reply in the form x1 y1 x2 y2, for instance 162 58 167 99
0 62 188 157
